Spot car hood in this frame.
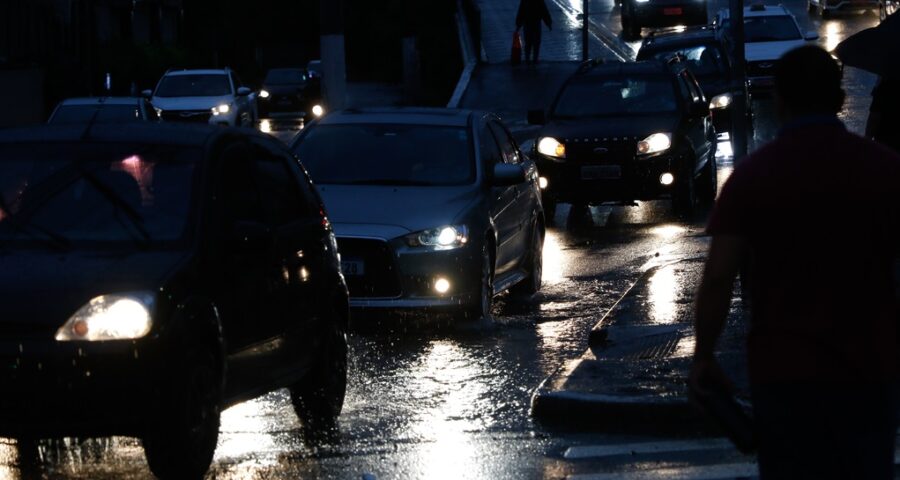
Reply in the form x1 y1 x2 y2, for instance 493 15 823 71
745 40 806 62
151 95 234 111
540 115 681 140
0 250 189 333
263 84 306 95
318 184 481 240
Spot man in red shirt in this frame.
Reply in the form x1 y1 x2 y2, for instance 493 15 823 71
690 45 900 479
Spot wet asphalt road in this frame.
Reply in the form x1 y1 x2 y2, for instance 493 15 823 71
0 5 884 479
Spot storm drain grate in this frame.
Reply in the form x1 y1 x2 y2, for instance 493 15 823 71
596 330 684 361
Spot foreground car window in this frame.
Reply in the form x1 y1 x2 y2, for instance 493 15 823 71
155 74 231 97
0 144 198 247
744 16 802 42
554 77 678 117
50 105 141 124
294 124 475 186
644 45 726 77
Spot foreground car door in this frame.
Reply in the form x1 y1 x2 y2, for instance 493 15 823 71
488 120 532 273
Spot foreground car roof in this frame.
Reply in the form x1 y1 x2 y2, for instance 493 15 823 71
318 107 477 128
0 123 241 147
164 69 229 76
58 97 143 106
575 60 672 78
643 26 718 47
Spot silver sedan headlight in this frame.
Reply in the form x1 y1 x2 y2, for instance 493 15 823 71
405 225 469 250
55 292 154 341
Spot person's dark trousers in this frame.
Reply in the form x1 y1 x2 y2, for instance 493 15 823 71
752 382 898 480
522 21 542 63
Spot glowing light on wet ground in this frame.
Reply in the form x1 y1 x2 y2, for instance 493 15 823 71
647 265 678 325
216 394 293 467
824 21 842 52
542 230 566 285
650 225 686 239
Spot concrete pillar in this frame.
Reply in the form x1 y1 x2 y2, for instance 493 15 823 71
320 0 346 111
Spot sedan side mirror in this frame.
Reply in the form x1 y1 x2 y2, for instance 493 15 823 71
231 220 272 251
805 30 819 41
492 163 527 186
141 89 153 99
237 87 252 96
527 110 546 125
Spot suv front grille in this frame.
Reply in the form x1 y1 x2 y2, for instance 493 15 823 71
562 138 639 164
746 60 776 78
160 110 211 123
336 238 402 298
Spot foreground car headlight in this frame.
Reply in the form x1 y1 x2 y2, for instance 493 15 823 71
537 137 566 158
259 89 270 99
211 104 231 116
311 104 325 117
405 225 469 250
637 133 672 155
709 93 732 109
56 293 154 341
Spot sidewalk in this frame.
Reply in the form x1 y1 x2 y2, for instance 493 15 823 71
530 253 752 433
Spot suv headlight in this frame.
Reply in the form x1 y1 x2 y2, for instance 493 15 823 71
405 225 469 250
709 93 732 109
55 292 154 341
537 137 566 159
259 89 270 99
211 104 232 116
637 133 672 155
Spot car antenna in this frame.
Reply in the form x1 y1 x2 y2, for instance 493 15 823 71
79 105 104 141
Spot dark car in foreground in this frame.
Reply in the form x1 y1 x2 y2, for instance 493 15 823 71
621 0 709 39
292 108 544 320
637 26 751 139
48 97 159 124
0 124 348 479
258 67 325 120
528 59 717 216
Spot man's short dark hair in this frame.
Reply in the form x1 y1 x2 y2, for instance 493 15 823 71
774 45 844 115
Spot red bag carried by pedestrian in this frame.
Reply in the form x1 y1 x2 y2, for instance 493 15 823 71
511 30 522 65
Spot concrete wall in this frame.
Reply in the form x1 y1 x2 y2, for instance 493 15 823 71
0 69 45 127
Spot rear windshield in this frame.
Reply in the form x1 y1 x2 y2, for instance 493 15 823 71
0 143 199 249
293 124 474 186
155 74 231 97
639 44 727 77
553 76 678 117
49 104 141 124
744 16 801 42
265 69 307 85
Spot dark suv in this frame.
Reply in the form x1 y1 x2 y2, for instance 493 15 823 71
621 0 708 40
528 59 717 216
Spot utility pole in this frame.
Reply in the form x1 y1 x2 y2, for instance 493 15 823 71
582 0 590 61
320 0 347 111
729 0 749 161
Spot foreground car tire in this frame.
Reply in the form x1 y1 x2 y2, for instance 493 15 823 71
461 243 494 321
698 152 717 205
511 224 543 296
143 344 222 480
290 322 348 436
672 161 697 217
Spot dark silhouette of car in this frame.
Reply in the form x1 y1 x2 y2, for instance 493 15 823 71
291 108 544 321
258 67 325 120
620 0 709 40
48 97 160 124
528 58 717 216
0 123 348 479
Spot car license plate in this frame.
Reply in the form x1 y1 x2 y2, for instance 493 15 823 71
663 7 683 15
341 260 365 276
581 165 622 180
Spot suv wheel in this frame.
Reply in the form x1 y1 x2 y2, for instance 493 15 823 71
511 223 543 296
672 160 697 217
143 343 222 480
698 152 718 205
289 319 348 437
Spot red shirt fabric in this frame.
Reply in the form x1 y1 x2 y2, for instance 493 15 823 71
708 118 900 385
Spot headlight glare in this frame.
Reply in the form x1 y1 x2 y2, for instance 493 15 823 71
709 93 732 109
537 137 566 158
259 89 270 99
405 225 469 250
312 104 325 117
637 132 672 155
211 104 231 115
56 293 154 341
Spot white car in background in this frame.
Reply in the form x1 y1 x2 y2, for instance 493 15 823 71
145 68 257 127
715 4 818 91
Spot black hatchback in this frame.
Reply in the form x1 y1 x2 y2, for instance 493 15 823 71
528 59 717 216
0 124 348 479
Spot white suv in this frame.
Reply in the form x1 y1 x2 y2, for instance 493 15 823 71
715 5 818 91
146 68 257 127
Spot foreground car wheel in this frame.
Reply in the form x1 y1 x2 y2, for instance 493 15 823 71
511 224 543 296
698 152 717 205
672 162 697 217
143 345 222 480
290 321 348 437
462 243 494 321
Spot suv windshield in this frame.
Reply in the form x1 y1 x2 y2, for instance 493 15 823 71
0 143 199 248
553 76 678 117
155 74 231 97
641 44 726 77
744 16 801 42
293 124 474 186
50 104 141 124
264 69 307 85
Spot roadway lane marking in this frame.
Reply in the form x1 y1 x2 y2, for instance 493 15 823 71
564 438 735 459
568 462 759 480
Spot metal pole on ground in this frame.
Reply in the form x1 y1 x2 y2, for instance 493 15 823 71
582 0 590 61
320 0 347 111
729 0 749 161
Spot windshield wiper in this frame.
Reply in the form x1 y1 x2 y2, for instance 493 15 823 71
0 197 71 252
76 166 152 247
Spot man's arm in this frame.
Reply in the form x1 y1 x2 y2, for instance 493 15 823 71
690 234 747 391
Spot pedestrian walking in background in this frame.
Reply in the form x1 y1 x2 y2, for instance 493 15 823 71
690 45 900 480
516 0 552 64
866 75 900 152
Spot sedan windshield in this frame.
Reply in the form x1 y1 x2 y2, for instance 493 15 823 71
264 69 307 85
293 124 474 186
744 16 802 42
49 105 141 124
0 144 198 248
154 74 231 97
641 44 726 77
553 77 678 117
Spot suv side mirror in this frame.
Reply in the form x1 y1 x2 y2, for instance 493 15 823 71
805 31 819 41
492 163 527 186
141 89 153 98
527 110 546 125
237 87 252 96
